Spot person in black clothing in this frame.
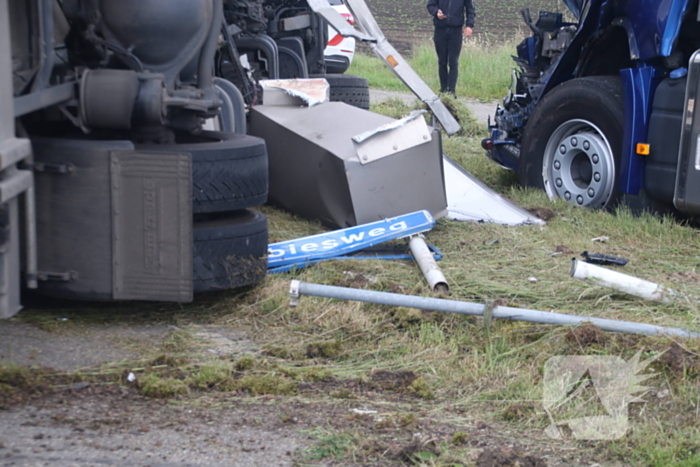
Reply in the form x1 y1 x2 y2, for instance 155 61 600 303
426 0 475 95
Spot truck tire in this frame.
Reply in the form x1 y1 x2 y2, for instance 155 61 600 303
321 74 370 110
193 209 268 293
519 77 624 210
137 131 268 213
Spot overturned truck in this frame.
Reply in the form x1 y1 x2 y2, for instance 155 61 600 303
1 0 459 317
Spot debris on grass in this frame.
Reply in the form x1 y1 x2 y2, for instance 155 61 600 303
581 251 629 266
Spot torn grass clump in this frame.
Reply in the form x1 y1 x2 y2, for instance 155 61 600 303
306 340 342 359
232 374 297 395
451 431 468 445
189 362 233 389
234 356 256 371
408 377 435 400
262 345 303 360
150 354 188 367
140 373 189 398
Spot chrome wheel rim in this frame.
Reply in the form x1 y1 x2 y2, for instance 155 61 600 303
542 119 616 208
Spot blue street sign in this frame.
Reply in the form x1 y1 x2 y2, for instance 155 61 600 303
268 243 443 274
267 210 435 269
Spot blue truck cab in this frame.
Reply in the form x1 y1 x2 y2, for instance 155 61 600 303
483 0 700 214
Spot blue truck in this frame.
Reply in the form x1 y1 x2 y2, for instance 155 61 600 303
483 0 700 214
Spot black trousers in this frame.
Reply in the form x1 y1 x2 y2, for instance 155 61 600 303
433 26 463 94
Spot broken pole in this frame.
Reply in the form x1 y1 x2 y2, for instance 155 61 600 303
408 234 449 294
570 259 688 304
288 280 699 338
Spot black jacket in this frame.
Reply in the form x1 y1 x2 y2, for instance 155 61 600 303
427 0 475 28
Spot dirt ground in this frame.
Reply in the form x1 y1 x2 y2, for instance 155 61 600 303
0 317 620 467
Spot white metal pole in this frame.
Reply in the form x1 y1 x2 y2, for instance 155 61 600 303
408 235 448 293
570 259 683 304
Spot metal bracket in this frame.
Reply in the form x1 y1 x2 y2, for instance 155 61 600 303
352 110 431 164
37 270 78 282
483 299 494 337
289 279 301 307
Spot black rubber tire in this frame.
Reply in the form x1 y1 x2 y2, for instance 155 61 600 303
320 73 370 110
193 209 268 293
137 131 268 213
519 76 624 210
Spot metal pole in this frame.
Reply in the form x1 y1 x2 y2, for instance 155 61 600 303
408 235 448 293
289 280 699 338
570 259 685 304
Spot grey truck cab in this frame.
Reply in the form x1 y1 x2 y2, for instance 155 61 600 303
483 0 700 215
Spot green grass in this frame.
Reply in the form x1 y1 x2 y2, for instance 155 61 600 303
349 37 520 100
13 42 700 466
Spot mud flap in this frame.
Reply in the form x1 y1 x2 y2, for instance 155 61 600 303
111 151 193 302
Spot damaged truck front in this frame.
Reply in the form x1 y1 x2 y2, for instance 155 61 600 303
484 0 700 214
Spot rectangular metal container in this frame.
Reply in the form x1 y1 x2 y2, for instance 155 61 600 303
249 102 447 229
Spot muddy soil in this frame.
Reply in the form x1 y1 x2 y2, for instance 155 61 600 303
0 318 618 466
